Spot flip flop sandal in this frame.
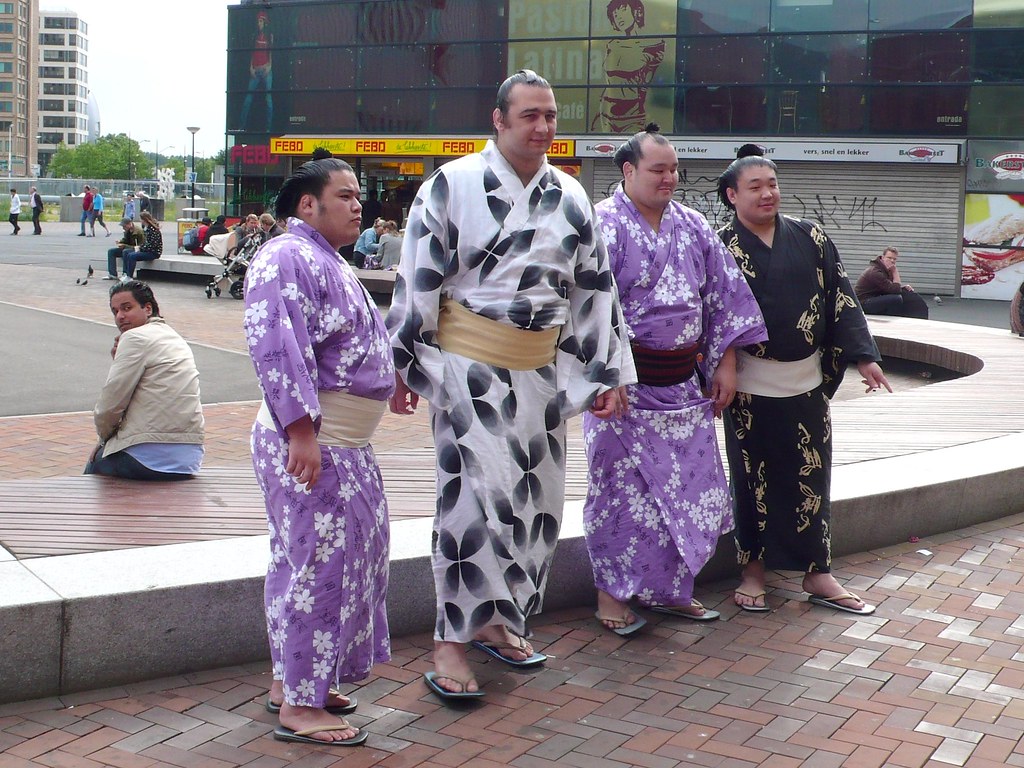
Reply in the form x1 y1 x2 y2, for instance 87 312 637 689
273 722 367 746
734 588 771 613
470 638 547 668
807 591 876 615
595 610 647 637
648 599 721 622
265 693 357 716
423 670 485 701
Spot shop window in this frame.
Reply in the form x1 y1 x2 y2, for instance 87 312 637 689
771 34 867 84
291 4 359 46
973 31 1024 82
969 85 1024 137
292 49 357 91
770 0 869 33
869 85 968 134
356 90 430 133
288 91 358 132
680 36 768 84
361 46 434 88
868 0 971 30
431 88 504 132
425 44 506 88
678 86 766 134
868 32 969 83
678 0 769 34
431 0 507 42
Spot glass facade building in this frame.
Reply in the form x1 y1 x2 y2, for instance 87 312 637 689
226 0 1024 146
225 1 1024 298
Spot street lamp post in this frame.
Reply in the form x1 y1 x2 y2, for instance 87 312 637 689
187 126 200 211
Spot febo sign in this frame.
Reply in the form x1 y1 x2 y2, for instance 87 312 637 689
230 144 274 165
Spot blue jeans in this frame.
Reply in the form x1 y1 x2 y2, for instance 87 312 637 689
107 246 130 277
79 209 89 234
240 68 273 131
85 449 192 481
123 249 160 277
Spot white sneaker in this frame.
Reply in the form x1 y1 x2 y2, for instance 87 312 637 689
120 273 130 283
102 274 118 280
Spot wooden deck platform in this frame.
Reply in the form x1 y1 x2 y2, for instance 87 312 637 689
0 441 589 559
0 316 1020 561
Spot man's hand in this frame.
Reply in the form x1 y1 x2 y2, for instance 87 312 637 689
709 347 737 418
389 373 419 415
111 335 120 359
857 360 892 393
589 385 629 420
284 416 321 491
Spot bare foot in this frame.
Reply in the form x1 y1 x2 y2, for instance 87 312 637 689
595 588 642 631
655 600 709 617
278 703 358 743
432 640 479 694
268 679 353 710
734 560 767 610
802 572 866 612
473 625 534 661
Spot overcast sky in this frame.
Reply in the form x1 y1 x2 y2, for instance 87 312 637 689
42 1 230 158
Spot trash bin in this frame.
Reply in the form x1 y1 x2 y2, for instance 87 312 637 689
180 207 209 221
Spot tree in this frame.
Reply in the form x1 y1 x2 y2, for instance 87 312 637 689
46 134 154 180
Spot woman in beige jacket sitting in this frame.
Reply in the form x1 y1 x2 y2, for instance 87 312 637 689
86 280 204 480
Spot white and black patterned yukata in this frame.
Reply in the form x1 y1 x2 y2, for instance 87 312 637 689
387 141 634 643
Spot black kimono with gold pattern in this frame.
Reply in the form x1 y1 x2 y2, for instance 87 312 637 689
717 214 879 572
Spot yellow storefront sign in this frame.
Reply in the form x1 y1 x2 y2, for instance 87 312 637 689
270 136 575 158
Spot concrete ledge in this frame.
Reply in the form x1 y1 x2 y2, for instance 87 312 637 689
5 429 1024 703
136 254 397 295
4 318 1024 702
137 254 223 278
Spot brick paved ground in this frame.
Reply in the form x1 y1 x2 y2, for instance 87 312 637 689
4 516 1024 767
5 261 1024 766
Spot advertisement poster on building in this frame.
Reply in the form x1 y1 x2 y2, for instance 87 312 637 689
962 193 1024 300
588 0 676 135
506 0 675 134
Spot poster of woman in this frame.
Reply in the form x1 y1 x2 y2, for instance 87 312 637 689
589 0 676 134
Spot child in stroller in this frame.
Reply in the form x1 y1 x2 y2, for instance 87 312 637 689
204 225 264 299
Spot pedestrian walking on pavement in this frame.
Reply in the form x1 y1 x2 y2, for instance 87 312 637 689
30 186 43 235
8 188 21 235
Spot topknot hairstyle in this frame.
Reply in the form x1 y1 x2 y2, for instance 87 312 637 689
613 122 672 172
716 143 777 211
273 148 354 219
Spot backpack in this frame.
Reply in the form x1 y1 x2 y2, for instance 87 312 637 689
182 227 200 250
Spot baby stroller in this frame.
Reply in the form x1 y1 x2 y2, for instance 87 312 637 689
204 232 258 299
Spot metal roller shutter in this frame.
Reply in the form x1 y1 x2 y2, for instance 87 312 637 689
591 159 964 295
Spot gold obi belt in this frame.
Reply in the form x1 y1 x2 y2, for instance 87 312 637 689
436 297 559 371
256 389 387 448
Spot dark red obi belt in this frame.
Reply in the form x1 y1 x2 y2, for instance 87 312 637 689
631 341 703 386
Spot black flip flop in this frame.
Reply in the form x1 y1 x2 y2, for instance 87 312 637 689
273 724 367 746
424 671 485 701
470 640 547 668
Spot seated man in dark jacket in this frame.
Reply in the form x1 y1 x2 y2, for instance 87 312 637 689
854 246 929 319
